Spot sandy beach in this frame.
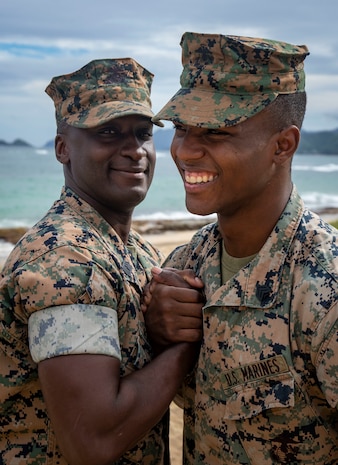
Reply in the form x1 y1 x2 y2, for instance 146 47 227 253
143 229 197 257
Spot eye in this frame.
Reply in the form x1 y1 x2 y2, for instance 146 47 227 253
97 126 118 136
207 128 228 136
137 127 153 140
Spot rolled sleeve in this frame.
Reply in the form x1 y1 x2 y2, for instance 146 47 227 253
28 304 121 363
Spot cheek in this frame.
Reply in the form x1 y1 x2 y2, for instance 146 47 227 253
147 161 156 185
170 134 181 154
170 142 181 168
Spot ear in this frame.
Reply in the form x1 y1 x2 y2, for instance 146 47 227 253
55 134 70 164
274 125 300 164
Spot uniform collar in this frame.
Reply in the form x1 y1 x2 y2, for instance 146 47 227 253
60 186 160 287
206 185 305 309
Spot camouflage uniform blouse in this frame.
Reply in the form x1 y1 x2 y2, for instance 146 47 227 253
0 187 166 465
165 187 338 465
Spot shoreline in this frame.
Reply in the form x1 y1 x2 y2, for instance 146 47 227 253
0 218 212 269
0 218 213 245
1 206 338 243
1 210 338 269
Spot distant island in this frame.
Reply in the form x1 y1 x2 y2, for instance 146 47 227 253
1 127 338 154
0 138 32 148
297 128 338 154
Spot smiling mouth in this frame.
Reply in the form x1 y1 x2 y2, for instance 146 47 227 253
185 171 216 184
110 166 147 175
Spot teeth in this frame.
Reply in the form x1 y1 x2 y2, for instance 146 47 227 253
185 172 215 184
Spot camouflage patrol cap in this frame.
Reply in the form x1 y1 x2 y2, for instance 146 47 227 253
46 57 163 127
153 32 309 128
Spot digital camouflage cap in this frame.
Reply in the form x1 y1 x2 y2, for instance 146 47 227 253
46 58 163 128
152 32 309 128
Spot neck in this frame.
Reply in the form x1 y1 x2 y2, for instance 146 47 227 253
112 220 133 244
218 184 292 257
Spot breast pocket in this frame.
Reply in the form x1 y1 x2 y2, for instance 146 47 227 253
225 373 294 420
200 354 294 421
197 355 338 463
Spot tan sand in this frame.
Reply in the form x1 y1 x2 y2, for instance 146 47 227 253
143 229 197 258
169 402 184 464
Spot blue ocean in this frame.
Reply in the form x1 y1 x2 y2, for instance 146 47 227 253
1 146 338 258
1 145 338 226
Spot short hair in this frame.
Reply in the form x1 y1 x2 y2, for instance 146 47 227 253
265 93 307 132
56 120 70 134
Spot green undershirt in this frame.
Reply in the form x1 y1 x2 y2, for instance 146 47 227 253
221 241 257 284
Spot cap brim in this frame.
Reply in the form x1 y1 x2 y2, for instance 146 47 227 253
152 88 277 128
64 100 164 128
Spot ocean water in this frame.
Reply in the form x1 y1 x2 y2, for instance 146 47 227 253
1 146 338 231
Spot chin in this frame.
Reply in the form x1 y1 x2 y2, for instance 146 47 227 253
186 204 214 217
133 191 148 206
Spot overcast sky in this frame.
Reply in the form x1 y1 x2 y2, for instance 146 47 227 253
1 0 338 147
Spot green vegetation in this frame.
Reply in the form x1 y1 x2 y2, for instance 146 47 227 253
330 219 338 230
298 129 338 155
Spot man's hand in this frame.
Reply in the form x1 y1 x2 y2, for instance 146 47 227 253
143 267 205 350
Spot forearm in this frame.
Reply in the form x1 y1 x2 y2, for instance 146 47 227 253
40 343 198 465
112 342 197 453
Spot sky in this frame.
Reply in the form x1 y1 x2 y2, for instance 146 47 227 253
1 0 338 147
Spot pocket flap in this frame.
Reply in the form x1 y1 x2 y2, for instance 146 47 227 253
200 355 295 420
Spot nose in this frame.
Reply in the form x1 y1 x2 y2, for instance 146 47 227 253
171 129 204 162
121 135 147 160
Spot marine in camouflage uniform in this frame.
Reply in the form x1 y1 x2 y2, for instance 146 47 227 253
148 33 338 464
0 187 164 464
0 58 197 464
164 187 338 464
